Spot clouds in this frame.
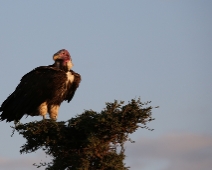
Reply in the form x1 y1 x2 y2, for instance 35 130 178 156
0 157 36 170
1 132 211 170
0 152 49 170
125 132 212 170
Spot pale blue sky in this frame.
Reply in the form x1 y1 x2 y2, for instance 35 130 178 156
0 1 212 170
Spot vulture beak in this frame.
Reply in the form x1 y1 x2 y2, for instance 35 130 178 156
53 54 61 61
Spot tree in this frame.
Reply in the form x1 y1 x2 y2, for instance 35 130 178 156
13 99 157 170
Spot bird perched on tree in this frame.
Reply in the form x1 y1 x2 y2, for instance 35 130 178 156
0 49 81 123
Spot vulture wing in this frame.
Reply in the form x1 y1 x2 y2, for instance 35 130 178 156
0 66 67 122
65 70 81 102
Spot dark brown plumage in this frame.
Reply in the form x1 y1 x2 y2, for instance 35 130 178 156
0 49 81 122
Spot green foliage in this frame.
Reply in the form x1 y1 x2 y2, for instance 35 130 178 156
13 99 156 170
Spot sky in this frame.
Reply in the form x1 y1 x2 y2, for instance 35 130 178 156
0 1 212 170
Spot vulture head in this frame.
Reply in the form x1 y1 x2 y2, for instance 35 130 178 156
53 49 73 71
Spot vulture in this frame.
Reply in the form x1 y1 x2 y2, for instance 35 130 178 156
0 49 81 122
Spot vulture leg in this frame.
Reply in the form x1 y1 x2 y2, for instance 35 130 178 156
49 105 59 120
38 102 48 118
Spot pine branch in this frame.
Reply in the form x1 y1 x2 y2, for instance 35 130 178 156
13 98 157 170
